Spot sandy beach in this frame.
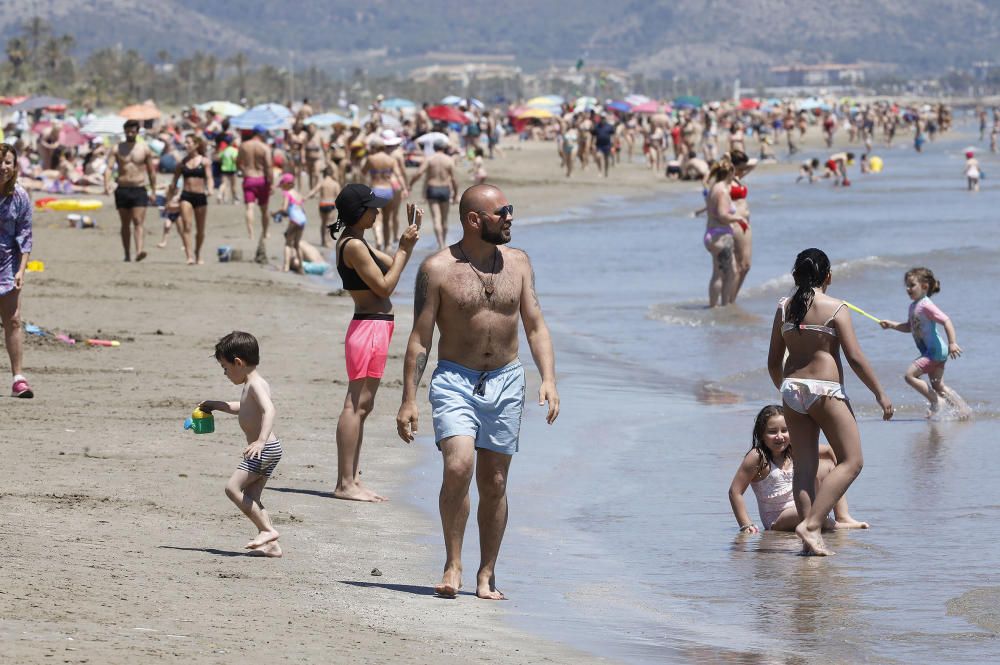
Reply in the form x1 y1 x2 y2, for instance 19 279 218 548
2 138 692 664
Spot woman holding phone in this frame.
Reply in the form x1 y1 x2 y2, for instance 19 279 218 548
330 184 421 502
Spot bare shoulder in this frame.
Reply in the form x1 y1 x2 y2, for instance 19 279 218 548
246 374 272 398
502 246 533 272
421 247 456 277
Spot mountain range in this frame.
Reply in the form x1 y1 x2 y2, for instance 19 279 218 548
2 0 998 79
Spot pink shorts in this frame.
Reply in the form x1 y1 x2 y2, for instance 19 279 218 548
243 176 270 206
913 356 946 375
345 314 394 381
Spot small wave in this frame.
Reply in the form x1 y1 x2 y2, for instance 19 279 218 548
744 255 906 298
647 301 762 327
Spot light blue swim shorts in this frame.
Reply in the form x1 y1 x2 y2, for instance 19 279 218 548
429 359 525 455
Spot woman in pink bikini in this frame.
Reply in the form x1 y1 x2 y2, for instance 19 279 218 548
330 184 420 502
767 248 892 555
702 154 747 307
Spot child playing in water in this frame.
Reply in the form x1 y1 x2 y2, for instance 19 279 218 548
880 268 971 419
729 405 868 534
796 158 820 183
275 172 306 272
963 151 981 192
199 331 284 557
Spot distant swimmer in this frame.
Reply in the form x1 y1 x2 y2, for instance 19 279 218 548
767 248 893 555
702 154 747 307
408 141 458 250
796 158 820 183
962 151 981 192
879 267 971 420
822 152 854 186
728 405 869 534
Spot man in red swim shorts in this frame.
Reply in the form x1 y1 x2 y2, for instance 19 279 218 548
237 124 273 245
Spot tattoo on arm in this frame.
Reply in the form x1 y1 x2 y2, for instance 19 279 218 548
415 270 429 317
414 352 427 390
530 268 540 309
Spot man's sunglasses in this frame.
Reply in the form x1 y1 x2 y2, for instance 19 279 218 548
481 204 513 221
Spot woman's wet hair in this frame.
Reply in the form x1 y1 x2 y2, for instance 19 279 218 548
749 404 787 475
0 143 18 196
788 248 831 329
905 267 940 295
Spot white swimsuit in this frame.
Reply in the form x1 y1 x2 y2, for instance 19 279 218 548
751 461 795 530
778 298 850 414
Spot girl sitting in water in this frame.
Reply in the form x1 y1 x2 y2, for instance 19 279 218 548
729 405 869 534
879 267 971 419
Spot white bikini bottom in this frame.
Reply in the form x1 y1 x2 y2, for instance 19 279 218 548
780 378 848 414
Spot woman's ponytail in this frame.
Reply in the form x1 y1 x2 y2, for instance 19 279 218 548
788 248 831 328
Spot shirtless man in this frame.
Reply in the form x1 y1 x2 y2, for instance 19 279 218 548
396 184 559 601
104 119 155 262
237 125 274 243
408 141 458 250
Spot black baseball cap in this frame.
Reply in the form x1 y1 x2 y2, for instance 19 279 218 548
335 183 391 225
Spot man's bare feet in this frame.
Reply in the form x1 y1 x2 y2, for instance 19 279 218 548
333 484 388 503
155 240 167 248
796 521 835 556
476 573 506 600
252 541 282 558
197 259 205 265
136 251 147 262
435 566 462 598
246 529 280 549
186 258 195 265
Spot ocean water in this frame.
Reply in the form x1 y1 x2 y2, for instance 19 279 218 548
399 128 1000 663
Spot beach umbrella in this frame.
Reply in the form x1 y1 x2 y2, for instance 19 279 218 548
13 95 70 111
606 100 633 113
119 103 161 121
515 108 555 120
81 115 126 135
625 94 651 106
440 95 463 106
196 100 246 117
631 100 664 113
0 96 28 106
229 107 288 130
739 98 760 111
304 112 350 127
382 97 416 110
250 103 292 119
673 95 702 109
426 105 469 124
526 95 564 107
797 98 827 111
574 96 598 110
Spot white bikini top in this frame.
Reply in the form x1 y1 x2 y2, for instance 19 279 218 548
779 297 846 337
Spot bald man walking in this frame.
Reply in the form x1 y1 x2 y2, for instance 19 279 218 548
396 184 559 600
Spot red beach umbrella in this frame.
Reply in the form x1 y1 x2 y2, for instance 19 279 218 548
426 105 470 124
739 98 760 110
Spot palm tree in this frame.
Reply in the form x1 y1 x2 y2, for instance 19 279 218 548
227 51 248 100
5 37 27 82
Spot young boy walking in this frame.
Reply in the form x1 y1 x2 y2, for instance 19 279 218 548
199 331 284 557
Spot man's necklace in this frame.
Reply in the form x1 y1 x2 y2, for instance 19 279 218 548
458 245 498 298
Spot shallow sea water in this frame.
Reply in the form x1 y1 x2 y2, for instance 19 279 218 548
398 125 1000 663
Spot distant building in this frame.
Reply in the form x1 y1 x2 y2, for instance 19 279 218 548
410 63 521 86
770 63 878 87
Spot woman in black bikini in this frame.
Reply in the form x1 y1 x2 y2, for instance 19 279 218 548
330 184 420 502
168 134 213 264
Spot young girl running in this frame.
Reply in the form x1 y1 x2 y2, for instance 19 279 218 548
879 267 970 419
768 248 893 555
729 405 868 534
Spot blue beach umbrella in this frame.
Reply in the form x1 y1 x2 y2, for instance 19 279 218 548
251 103 292 118
673 95 702 109
606 100 632 113
229 107 288 130
440 95 463 106
382 97 416 110
304 112 350 127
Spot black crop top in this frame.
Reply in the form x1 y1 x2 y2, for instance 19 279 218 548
181 159 207 180
337 237 388 291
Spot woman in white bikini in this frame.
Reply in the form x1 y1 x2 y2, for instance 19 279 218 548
767 248 893 555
